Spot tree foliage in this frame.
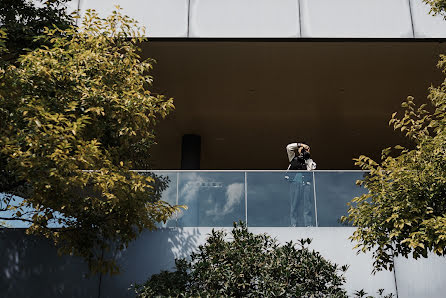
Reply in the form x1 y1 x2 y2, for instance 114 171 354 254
342 56 446 271
424 0 446 18
0 9 180 274
134 222 349 297
0 0 74 62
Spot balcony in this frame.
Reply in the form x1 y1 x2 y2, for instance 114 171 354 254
145 170 367 228
6 170 446 298
1 170 367 228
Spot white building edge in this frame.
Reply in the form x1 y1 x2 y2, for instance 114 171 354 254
66 0 446 38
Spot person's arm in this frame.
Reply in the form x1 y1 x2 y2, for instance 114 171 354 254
300 143 310 152
287 142 310 161
286 143 298 162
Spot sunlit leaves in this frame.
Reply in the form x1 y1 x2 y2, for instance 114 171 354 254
342 58 446 272
424 0 446 19
0 9 179 274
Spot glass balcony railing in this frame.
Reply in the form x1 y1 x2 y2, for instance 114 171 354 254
143 170 368 228
1 171 368 228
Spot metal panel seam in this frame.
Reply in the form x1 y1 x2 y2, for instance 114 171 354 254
76 0 81 26
393 254 399 298
408 0 416 38
187 0 191 37
298 0 302 38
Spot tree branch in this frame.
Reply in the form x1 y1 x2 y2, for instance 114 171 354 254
0 216 34 223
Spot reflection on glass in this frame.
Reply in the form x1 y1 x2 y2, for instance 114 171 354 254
314 172 368 227
247 172 316 227
139 171 178 227
289 172 315 227
1 171 370 229
177 172 245 227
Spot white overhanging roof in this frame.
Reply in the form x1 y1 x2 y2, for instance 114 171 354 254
69 0 446 38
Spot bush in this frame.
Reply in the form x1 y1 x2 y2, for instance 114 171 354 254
134 222 348 297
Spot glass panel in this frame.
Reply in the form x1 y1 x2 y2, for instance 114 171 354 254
314 171 368 227
1 172 179 229
1 171 370 229
247 171 316 227
139 171 178 227
177 172 245 227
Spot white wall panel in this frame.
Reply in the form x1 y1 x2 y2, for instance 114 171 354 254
250 228 397 297
100 227 230 298
410 0 446 38
300 0 413 38
100 227 396 297
394 253 446 298
5 227 446 297
189 0 300 38
79 0 189 37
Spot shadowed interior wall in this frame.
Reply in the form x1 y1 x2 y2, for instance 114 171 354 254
141 41 445 169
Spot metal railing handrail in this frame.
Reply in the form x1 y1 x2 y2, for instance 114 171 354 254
133 169 370 173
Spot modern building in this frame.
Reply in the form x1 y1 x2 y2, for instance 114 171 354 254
1 0 446 297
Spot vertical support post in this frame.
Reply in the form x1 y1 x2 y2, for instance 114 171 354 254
312 171 318 227
245 171 248 226
176 171 180 227
176 172 179 205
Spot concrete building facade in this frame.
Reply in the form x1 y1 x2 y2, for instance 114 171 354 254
1 1 446 297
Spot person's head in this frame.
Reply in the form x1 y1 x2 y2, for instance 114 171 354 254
297 141 310 154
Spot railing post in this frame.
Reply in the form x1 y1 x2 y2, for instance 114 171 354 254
176 171 179 205
312 171 318 227
176 171 179 227
245 171 248 226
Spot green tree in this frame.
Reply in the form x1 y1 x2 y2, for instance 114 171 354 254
0 0 74 62
134 222 349 297
0 9 181 274
342 57 446 271
341 0 446 273
424 0 446 18
0 0 75 208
